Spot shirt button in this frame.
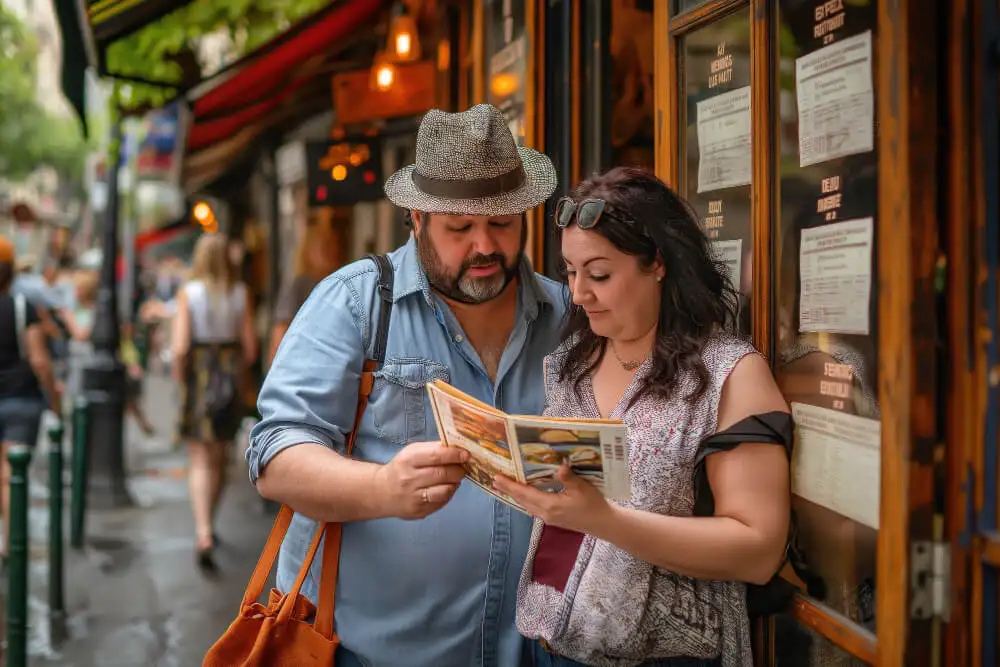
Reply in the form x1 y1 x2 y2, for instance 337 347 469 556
455 335 464 343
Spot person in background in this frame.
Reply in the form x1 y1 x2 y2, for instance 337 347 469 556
121 321 156 437
11 256 73 387
171 233 258 572
493 168 791 667
267 221 342 364
0 235 61 560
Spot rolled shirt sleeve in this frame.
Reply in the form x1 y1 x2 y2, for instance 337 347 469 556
247 274 365 483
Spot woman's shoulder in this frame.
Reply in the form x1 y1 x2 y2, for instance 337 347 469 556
701 331 760 372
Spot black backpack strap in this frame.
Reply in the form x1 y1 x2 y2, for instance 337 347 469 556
366 254 394 368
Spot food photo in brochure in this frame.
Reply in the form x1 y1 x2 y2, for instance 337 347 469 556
425 380 632 511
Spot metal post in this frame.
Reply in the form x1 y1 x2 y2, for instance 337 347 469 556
47 420 66 640
81 118 134 509
5 444 33 667
70 397 89 549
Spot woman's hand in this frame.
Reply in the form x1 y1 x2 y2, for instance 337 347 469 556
493 464 616 534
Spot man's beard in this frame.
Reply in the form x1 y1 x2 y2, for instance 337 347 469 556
417 226 524 304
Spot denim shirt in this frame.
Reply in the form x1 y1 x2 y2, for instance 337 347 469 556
247 237 567 667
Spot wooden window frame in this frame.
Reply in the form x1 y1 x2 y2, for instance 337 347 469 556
653 0 944 665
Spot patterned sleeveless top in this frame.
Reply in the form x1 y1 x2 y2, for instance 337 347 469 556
515 333 758 667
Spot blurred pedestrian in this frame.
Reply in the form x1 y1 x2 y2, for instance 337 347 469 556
171 233 258 572
0 235 61 560
267 220 341 364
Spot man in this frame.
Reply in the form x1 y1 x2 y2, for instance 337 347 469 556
247 104 565 667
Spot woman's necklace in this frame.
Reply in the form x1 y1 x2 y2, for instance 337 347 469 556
609 340 647 371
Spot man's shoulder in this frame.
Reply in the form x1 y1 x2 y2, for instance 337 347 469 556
528 272 569 315
328 246 406 288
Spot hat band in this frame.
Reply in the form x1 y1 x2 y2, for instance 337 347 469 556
412 164 526 200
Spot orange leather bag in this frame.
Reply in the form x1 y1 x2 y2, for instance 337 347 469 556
203 254 395 667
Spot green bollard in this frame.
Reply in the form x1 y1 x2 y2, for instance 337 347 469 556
70 397 90 550
6 444 33 667
47 419 67 640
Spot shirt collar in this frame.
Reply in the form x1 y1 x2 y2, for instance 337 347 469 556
393 235 557 319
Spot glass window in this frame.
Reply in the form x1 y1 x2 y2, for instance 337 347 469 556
773 614 870 667
773 0 880 644
680 8 753 336
673 0 711 15
610 1 655 170
484 0 528 145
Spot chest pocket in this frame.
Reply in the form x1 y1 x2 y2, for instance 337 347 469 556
370 359 451 446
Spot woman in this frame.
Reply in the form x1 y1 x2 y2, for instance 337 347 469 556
0 236 60 560
267 219 342 364
171 234 257 572
493 168 792 667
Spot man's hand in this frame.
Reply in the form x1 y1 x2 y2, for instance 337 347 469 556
373 442 469 520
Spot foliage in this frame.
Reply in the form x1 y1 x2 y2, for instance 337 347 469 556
0 5 90 190
106 0 333 111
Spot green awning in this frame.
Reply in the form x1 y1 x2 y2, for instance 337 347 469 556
53 0 198 134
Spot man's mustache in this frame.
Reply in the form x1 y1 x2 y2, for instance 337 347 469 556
462 254 506 272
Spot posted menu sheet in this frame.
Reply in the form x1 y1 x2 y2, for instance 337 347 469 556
795 30 874 168
696 86 752 193
791 402 881 529
798 217 874 335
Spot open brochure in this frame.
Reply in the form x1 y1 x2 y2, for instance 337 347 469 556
425 379 632 512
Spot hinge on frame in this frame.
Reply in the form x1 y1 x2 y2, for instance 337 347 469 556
910 540 951 621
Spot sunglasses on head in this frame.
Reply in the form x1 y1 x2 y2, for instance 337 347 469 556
555 197 611 229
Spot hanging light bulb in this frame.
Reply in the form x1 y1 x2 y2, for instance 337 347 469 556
370 51 398 92
386 4 420 62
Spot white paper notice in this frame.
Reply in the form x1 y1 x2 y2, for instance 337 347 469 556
799 217 873 335
696 86 752 193
796 31 874 167
790 402 880 529
712 239 743 291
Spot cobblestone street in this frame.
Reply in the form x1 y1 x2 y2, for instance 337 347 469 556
19 374 273 667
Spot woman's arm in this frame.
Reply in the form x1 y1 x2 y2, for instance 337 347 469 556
25 324 60 412
240 284 259 366
170 288 190 383
589 353 791 584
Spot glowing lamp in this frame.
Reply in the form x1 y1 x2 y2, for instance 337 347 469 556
193 201 212 224
370 52 398 92
331 165 348 181
387 12 420 62
490 72 519 98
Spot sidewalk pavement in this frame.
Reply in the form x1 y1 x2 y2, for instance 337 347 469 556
18 373 275 667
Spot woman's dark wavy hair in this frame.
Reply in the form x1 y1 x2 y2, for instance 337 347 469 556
557 166 740 404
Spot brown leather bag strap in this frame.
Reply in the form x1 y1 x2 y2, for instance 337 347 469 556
241 503 296 608
313 254 394 638
312 363 375 638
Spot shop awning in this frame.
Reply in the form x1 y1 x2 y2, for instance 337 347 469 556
180 0 385 194
53 0 381 138
54 0 200 134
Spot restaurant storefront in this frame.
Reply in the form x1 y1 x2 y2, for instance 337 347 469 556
462 0 998 665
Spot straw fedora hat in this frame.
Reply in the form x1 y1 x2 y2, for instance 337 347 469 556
384 104 557 216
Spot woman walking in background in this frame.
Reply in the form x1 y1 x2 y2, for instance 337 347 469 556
0 236 61 562
171 234 257 572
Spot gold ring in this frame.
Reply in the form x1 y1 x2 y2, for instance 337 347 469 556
421 488 430 504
